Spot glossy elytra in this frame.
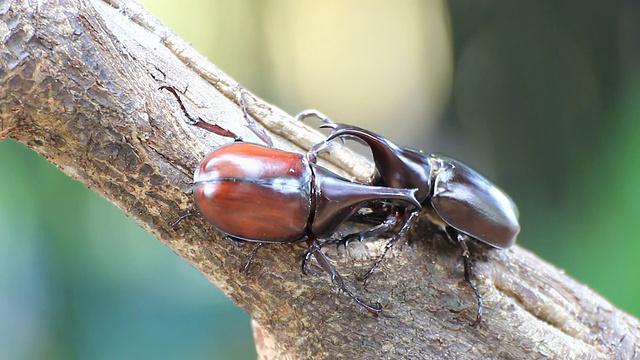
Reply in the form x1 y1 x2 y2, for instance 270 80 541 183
303 119 520 326
161 86 421 314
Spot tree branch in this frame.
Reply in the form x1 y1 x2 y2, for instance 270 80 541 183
1 0 638 358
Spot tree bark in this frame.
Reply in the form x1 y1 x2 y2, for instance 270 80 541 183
1 0 639 359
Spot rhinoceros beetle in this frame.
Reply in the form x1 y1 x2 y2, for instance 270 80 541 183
160 86 422 314
303 119 520 326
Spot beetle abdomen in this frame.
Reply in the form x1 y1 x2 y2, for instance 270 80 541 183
430 156 520 248
193 143 313 242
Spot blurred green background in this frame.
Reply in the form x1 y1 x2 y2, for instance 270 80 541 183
2 1 640 359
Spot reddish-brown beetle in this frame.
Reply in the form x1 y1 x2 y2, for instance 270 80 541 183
161 86 421 313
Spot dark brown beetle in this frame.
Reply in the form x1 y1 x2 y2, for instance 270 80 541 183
161 86 421 314
305 120 520 326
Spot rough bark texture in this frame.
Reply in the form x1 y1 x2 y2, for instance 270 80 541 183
2 1 639 359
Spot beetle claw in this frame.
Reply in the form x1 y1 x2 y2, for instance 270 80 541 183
302 250 317 275
448 231 483 326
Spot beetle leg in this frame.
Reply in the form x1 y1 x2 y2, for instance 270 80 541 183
159 85 242 141
296 109 348 146
306 238 382 314
302 216 397 275
240 242 265 274
301 246 325 276
305 140 333 164
361 210 420 281
303 207 402 273
170 211 202 229
295 109 335 124
301 249 314 275
236 86 274 147
449 230 483 327
225 235 247 247
334 212 402 250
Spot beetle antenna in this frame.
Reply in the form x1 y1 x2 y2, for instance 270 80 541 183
455 233 483 327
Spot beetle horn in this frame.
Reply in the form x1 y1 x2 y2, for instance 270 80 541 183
320 123 432 202
310 163 420 238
